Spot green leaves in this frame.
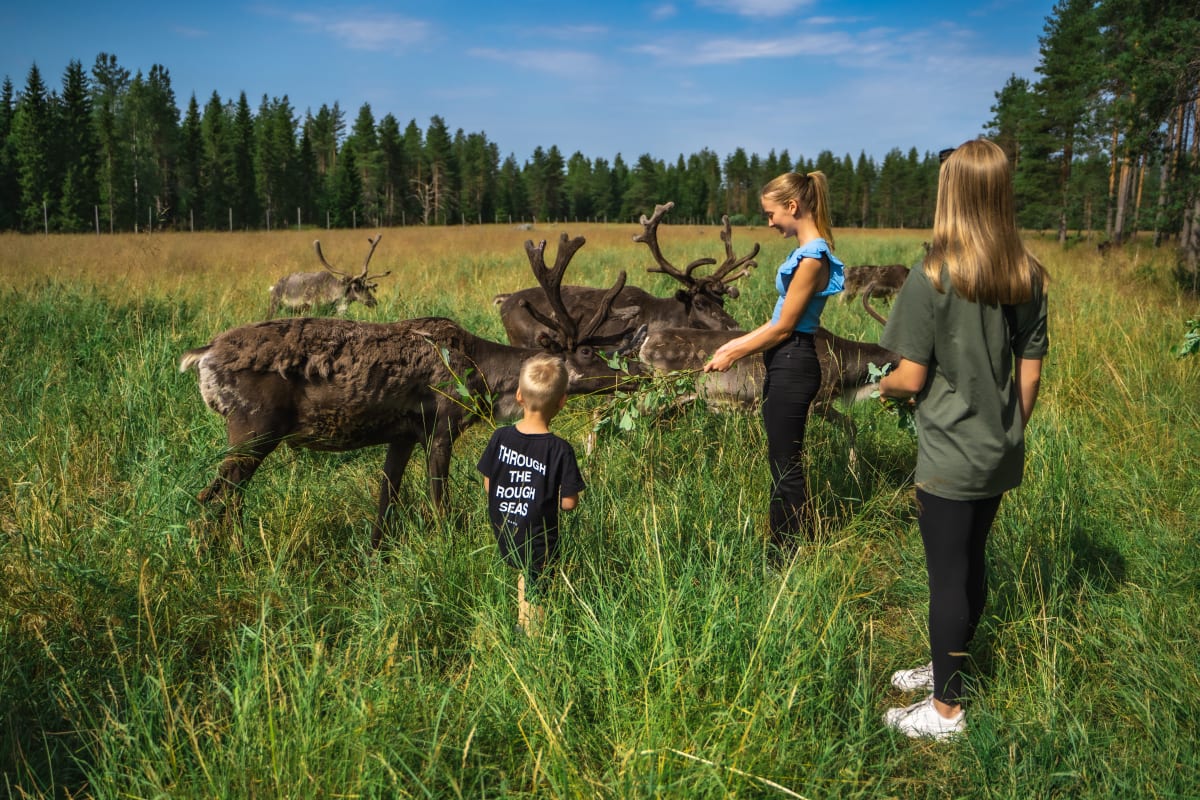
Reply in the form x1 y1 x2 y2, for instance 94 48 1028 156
591 370 698 439
867 361 917 434
1172 317 1200 359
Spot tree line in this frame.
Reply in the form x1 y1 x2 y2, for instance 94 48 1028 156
0 52 945 237
1 0 1196 282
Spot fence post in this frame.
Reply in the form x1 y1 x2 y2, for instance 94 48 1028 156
94 205 100 236
43 202 48 235
296 207 301 231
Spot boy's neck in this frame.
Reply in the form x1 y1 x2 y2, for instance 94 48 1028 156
515 411 554 435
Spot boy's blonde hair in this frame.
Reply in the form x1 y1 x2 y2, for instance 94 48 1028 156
926 138 1047 304
519 354 568 413
761 171 835 249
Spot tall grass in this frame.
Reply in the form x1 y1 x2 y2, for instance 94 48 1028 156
1 225 1196 797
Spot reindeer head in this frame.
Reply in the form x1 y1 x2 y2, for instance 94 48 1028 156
634 202 759 324
314 234 392 309
518 233 629 352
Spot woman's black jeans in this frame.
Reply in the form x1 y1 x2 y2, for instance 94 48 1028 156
761 333 822 546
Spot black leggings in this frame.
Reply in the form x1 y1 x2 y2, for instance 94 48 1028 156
917 488 1003 705
761 334 821 546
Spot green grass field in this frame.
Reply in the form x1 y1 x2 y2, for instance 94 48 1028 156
1 224 1197 798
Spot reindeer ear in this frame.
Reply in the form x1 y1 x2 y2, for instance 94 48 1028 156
534 332 565 353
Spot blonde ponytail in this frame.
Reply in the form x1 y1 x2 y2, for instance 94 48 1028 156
761 171 835 249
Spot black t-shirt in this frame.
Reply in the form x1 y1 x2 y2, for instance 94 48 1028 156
476 426 584 572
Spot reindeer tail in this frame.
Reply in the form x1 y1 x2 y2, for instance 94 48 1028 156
179 346 211 373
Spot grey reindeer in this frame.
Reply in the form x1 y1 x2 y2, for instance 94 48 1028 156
267 234 392 317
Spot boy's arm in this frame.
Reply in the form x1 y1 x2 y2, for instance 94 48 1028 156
483 477 490 493
560 493 578 511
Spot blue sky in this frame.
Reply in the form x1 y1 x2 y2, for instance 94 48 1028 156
2 0 1052 165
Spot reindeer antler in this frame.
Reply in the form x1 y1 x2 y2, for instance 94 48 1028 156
702 215 759 298
358 234 389 280
634 202 757 296
519 233 626 351
312 239 348 277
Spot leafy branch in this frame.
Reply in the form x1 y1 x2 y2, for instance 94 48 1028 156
868 361 916 433
1172 317 1199 359
431 344 498 427
591 369 700 439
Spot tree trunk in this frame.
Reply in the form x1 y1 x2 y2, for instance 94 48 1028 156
1106 126 1119 239
1113 154 1135 245
1058 133 1073 245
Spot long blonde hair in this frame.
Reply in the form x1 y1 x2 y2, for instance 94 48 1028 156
926 138 1046 304
762 171 835 249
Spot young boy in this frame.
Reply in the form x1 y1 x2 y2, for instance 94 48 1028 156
477 354 584 635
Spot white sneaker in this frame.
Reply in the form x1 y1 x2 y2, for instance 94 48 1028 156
883 695 965 740
890 662 934 692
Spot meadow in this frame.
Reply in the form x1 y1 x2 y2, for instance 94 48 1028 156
1 222 1197 798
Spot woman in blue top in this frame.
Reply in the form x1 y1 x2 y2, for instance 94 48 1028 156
705 171 843 549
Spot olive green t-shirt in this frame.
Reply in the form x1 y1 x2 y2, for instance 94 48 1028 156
881 264 1048 500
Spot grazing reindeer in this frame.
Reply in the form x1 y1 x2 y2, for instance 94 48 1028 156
182 233 633 548
634 326 899 459
497 202 757 347
267 234 392 317
841 263 910 303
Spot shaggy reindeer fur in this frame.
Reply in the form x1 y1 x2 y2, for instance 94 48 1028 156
181 316 627 547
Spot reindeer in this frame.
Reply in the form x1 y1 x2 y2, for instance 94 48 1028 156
633 326 899 461
267 234 392 317
496 202 757 347
841 263 910 303
182 233 635 548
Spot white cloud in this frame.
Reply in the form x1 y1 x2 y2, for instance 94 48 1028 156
287 11 432 52
171 25 208 39
697 0 816 18
652 4 678 20
633 31 859 65
468 46 606 76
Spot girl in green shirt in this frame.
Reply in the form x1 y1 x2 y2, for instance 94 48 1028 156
879 138 1049 740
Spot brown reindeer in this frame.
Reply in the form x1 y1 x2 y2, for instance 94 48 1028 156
267 234 392 317
841 263 910 304
496 202 758 347
182 233 634 548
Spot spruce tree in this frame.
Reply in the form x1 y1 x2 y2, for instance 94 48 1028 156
56 60 99 232
12 63 54 232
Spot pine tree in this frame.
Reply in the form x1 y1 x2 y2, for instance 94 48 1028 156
1036 0 1103 242
12 63 55 231
177 94 203 230
347 103 380 225
496 153 526 224
256 95 297 230
424 115 456 224
376 113 406 226
328 144 363 228
54 61 99 231
230 92 259 229
200 91 231 229
0 78 19 230
91 53 131 231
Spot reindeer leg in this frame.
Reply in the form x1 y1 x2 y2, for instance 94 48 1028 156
198 430 280 529
816 402 859 470
373 440 416 549
426 428 454 516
